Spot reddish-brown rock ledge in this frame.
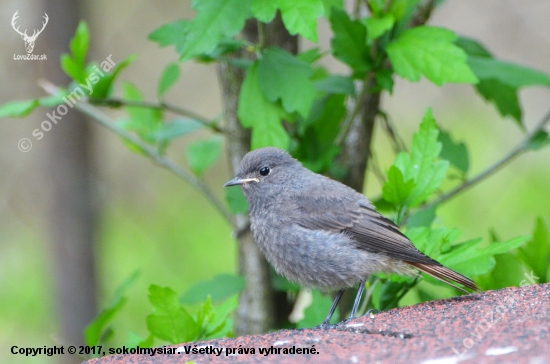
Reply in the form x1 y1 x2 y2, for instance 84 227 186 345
86 283 549 364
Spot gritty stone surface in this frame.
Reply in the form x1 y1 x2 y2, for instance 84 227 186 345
86 283 549 364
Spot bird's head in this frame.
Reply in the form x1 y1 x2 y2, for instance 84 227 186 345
224 147 301 199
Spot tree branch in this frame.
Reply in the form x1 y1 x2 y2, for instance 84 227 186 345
89 97 224 133
420 109 550 213
38 79 233 224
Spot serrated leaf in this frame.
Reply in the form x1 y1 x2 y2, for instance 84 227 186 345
158 63 180 98
438 129 469 173
258 47 316 117
179 0 252 61
0 99 39 118
393 109 449 206
439 236 529 277
146 285 199 343
196 39 245 62
314 75 355 95
387 26 478 86
225 187 249 214
519 217 549 282
238 62 289 149
382 165 415 207
148 19 191 53
278 0 324 42
185 137 223 176
364 14 395 40
330 8 371 78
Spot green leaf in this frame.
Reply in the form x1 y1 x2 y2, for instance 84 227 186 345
321 0 343 17
526 131 550 151
382 166 415 207
455 37 492 58
297 290 339 328
70 21 90 70
157 63 180 98
181 274 245 305
519 217 549 282
61 21 90 84
148 119 203 143
179 0 252 60
125 332 154 349
468 57 550 89
278 0 324 42
393 109 449 206
313 75 355 95
439 236 529 277
297 48 323 64
364 14 395 40
148 19 191 53
225 187 249 214
258 47 316 117
185 136 223 176
476 79 522 124
85 271 141 346
120 82 163 141
196 39 246 62
238 62 289 149
438 129 469 173
91 55 136 99
330 8 371 78
296 94 346 172
406 205 436 229
146 285 199 343
387 26 478 86
251 0 278 23
203 295 238 339
0 99 39 118
477 252 526 290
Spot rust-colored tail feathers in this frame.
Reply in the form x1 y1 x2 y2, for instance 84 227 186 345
406 262 480 293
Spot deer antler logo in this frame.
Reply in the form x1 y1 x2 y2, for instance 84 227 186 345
12 11 49 54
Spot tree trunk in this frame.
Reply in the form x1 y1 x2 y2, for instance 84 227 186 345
42 1 98 362
217 15 297 335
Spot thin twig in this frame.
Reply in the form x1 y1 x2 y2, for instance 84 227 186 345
39 79 233 224
90 97 224 133
419 109 550 213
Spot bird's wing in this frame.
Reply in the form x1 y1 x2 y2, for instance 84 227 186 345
291 185 435 264
290 181 478 291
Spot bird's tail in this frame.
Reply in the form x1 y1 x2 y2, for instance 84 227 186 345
406 262 480 293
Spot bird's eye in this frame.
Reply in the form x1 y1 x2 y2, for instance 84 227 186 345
259 166 270 176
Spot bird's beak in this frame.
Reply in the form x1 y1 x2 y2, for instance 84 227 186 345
224 177 259 187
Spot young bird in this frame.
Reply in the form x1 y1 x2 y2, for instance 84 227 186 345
225 147 479 325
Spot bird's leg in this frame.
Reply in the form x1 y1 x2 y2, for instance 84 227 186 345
321 289 345 327
349 280 366 319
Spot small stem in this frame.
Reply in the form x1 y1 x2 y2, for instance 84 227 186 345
90 97 224 133
39 79 233 224
257 20 268 52
420 109 550 214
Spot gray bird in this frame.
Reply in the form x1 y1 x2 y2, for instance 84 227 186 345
225 147 479 326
